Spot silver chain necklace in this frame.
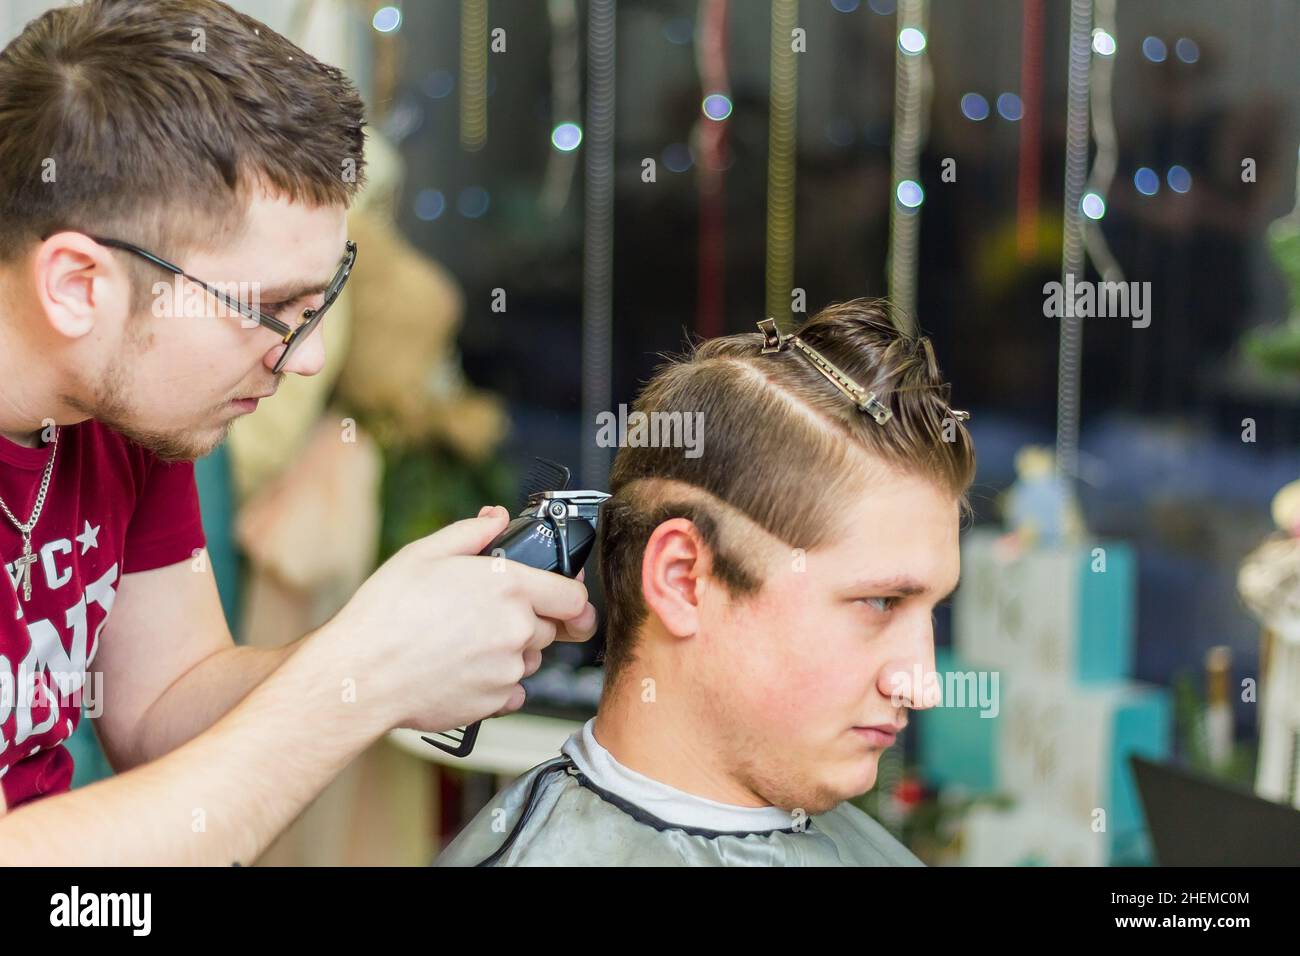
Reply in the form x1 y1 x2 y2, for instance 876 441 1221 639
0 427 59 601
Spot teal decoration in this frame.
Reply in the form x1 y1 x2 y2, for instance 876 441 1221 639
67 711 114 788
194 442 241 637
915 648 999 793
1076 541 1136 683
956 529 1137 685
1108 687 1172 859
918 647 1171 864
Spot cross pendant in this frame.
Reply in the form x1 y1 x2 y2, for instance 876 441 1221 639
14 535 37 601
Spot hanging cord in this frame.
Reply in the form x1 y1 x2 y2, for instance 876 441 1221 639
1083 0 1124 284
460 0 487 151
887 0 930 335
540 0 581 217
1056 0 1092 487
581 0 616 488
694 0 731 339
764 0 799 328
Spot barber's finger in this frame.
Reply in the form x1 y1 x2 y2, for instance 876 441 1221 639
509 563 589 620
492 684 527 717
417 507 509 559
554 601 598 642
524 615 558 652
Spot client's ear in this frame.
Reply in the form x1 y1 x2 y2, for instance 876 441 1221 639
640 517 710 638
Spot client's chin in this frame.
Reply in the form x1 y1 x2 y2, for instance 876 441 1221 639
764 758 879 816
839 753 881 799
821 753 883 809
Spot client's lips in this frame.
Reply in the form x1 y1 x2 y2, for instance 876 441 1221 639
852 723 904 747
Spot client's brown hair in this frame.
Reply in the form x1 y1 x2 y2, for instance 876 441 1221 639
598 298 976 687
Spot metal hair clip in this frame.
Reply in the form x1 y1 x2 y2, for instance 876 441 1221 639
756 318 893 425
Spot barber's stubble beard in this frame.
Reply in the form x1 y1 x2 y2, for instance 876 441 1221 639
63 343 231 463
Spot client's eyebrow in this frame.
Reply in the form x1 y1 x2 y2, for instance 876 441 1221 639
843 575 961 601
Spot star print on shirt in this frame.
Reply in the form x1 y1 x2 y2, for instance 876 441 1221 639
76 520 100 555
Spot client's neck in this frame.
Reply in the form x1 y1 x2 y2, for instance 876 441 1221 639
593 663 772 808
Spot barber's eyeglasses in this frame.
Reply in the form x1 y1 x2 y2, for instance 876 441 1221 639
82 235 357 374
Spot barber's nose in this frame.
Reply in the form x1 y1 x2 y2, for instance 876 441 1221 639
264 322 326 377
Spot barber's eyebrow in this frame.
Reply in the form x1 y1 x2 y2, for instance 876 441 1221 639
256 279 331 304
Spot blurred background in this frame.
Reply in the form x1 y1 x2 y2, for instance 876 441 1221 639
7 0 1300 865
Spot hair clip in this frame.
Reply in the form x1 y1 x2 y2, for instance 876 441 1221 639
756 318 893 425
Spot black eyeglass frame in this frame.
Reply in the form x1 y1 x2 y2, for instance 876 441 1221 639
80 234 357 374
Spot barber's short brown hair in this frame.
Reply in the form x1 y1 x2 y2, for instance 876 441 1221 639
0 0 365 285
597 299 976 688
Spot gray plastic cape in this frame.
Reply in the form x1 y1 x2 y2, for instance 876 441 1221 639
434 754 925 867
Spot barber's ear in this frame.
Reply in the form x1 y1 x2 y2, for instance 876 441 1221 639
640 517 711 638
34 232 130 339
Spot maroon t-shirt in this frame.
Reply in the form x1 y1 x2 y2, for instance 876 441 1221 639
0 421 205 809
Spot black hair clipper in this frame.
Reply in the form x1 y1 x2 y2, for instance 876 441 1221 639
422 459 609 758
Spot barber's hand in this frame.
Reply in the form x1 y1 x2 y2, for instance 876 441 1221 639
326 505 597 735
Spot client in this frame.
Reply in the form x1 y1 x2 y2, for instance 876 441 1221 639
436 299 975 866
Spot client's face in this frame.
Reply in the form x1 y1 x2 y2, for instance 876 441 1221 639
695 469 960 815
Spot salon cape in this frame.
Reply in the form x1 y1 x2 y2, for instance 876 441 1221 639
434 719 924 867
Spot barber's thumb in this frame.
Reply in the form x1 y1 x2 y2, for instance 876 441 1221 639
421 506 510 558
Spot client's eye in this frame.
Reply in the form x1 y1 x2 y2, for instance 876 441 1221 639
856 596 900 614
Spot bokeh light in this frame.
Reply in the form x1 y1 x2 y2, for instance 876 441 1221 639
421 70 454 99
372 6 401 33
662 143 693 173
896 180 924 209
663 17 693 45
1167 165 1192 193
702 93 733 121
960 93 990 121
997 92 1023 121
551 122 583 152
1175 38 1200 63
1133 167 1160 196
1142 36 1167 62
414 189 446 222
899 28 927 55
457 186 491 219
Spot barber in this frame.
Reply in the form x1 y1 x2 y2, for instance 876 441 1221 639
0 0 594 864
